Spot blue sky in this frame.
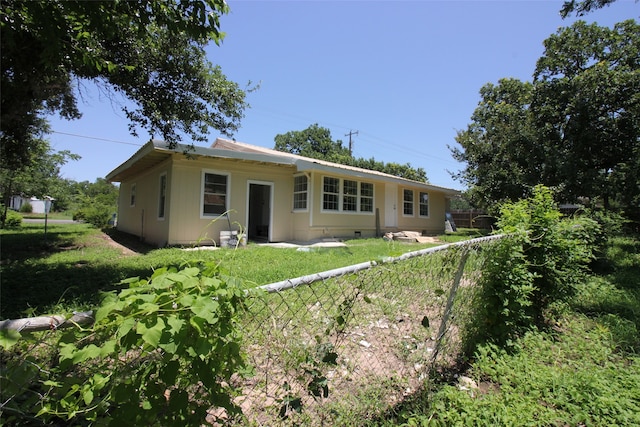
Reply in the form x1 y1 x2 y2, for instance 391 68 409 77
47 0 639 190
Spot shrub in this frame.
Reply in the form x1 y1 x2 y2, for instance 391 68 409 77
3 209 23 228
470 186 599 348
18 201 32 213
73 203 113 228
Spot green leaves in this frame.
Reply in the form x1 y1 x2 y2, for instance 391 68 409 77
2 0 247 177
0 329 22 350
5 260 249 425
472 186 601 350
136 317 165 347
453 19 640 211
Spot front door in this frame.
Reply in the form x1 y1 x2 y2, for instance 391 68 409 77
384 183 398 228
247 182 272 242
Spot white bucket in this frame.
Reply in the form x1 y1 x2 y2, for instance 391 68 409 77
220 230 246 248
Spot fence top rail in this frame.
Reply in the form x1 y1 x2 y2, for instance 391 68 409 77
257 234 506 294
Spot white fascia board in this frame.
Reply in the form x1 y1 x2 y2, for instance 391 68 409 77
105 141 157 181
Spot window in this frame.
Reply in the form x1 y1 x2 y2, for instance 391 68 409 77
130 184 136 207
343 180 358 211
293 175 308 210
202 172 228 216
322 176 374 213
323 177 340 211
419 192 429 217
158 174 167 219
360 182 373 213
403 189 414 216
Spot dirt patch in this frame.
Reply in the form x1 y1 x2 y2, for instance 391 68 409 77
99 232 138 256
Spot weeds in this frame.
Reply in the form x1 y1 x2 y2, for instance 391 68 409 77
382 233 640 427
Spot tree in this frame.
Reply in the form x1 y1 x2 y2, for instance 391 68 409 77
0 131 79 227
72 178 120 228
274 123 352 161
532 20 640 208
274 124 429 182
450 78 540 209
451 20 640 211
1 0 248 173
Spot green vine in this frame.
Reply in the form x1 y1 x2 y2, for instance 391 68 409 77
2 261 250 426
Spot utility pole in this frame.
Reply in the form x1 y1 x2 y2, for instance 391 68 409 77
345 130 358 155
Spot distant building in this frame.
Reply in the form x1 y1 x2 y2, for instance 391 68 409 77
10 196 54 214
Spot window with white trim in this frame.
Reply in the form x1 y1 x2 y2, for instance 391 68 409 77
202 172 228 216
158 174 167 219
343 179 358 211
360 182 373 213
403 189 414 216
322 176 374 213
293 175 308 210
323 177 340 211
130 184 136 207
419 192 429 217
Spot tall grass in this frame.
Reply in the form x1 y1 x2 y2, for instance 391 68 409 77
375 234 640 426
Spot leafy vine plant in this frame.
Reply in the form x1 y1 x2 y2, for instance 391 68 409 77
1 261 250 426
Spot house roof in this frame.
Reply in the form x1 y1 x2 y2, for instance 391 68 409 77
106 138 460 196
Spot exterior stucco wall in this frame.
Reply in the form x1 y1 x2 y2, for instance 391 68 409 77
116 158 171 247
394 185 447 235
164 156 296 245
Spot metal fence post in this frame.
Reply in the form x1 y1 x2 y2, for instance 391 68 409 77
430 248 471 365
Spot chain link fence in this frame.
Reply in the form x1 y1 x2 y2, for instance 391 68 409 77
232 234 505 426
1 234 506 426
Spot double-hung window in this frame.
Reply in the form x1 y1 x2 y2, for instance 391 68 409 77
293 175 308 210
323 177 340 211
360 182 374 213
342 180 358 212
403 189 414 216
202 172 228 216
419 192 429 217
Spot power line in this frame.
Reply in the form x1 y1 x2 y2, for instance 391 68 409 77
51 131 143 147
247 105 458 165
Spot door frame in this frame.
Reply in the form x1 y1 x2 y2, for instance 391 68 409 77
384 183 398 228
246 180 274 242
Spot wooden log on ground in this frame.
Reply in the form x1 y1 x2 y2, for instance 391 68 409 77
0 311 94 332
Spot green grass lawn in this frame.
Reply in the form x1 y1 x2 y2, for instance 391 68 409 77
1 223 468 319
20 211 74 220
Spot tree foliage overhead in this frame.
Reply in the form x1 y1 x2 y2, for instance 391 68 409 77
452 19 640 211
1 0 248 171
274 124 429 182
559 0 620 18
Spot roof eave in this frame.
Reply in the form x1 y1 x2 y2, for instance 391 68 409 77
294 159 460 196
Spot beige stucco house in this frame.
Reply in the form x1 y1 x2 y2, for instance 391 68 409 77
105 138 460 247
